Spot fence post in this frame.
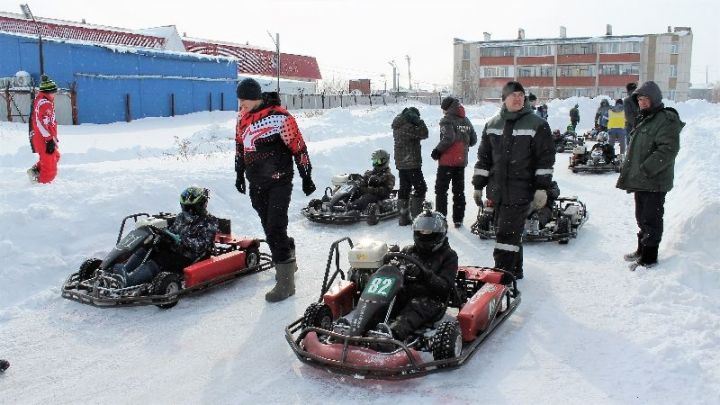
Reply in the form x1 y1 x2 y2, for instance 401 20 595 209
220 92 225 111
321 92 325 109
70 81 79 125
369 95 372 107
125 94 132 122
170 93 175 117
300 92 304 109
340 91 344 108
4 85 10 122
208 92 213 112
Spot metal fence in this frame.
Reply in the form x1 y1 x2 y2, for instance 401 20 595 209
1 87 73 125
280 94 448 110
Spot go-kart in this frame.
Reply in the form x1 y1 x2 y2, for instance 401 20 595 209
301 173 399 225
61 213 273 309
470 197 588 244
285 238 521 379
553 129 578 153
568 135 622 173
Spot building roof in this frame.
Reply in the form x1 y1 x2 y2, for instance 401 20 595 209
0 12 166 49
461 34 646 48
183 38 322 81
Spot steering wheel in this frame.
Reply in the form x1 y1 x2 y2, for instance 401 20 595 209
383 252 431 280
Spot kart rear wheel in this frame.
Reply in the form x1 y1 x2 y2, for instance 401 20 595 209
432 321 462 361
302 303 334 330
245 247 260 268
366 203 379 226
151 272 181 309
557 216 571 245
78 258 103 281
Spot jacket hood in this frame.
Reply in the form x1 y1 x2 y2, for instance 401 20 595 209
632 81 663 110
444 99 465 118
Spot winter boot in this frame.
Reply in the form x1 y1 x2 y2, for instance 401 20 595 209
623 235 643 262
0 359 9 372
398 199 412 226
266 260 296 302
26 164 39 183
630 245 658 271
409 197 425 219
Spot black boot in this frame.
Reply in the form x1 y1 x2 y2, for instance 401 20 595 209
630 245 658 271
409 197 425 219
623 235 643 262
398 199 411 226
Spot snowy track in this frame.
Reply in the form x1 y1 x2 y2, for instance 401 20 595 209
1 100 719 404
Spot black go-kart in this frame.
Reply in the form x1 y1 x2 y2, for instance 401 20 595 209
301 173 399 225
568 133 622 173
61 213 273 309
471 197 588 244
553 129 579 153
285 238 521 379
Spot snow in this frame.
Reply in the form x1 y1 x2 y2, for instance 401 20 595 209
1 99 719 404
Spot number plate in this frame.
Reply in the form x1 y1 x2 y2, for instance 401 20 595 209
365 276 396 297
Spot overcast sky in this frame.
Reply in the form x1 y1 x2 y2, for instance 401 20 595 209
2 0 718 90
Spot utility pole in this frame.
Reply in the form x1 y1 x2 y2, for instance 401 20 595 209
267 31 280 93
388 60 397 93
405 55 412 91
20 4 44 76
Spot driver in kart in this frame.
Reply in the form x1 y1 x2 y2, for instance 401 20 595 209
108 186 219 288
388 209 458 340
345 149 396 212
529 181 560 228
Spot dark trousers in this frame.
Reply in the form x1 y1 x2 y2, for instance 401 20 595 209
435 166 466 223
250 182 293 263
348 193 380 211
390 296 445 340
634 191 666 247
398 168 427 200
571 119 578 131
493 203 529 276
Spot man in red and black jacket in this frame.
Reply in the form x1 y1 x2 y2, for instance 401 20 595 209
431 97 477 228
234 78 316 302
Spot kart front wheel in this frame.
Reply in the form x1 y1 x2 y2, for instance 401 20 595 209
245 247 260 268
78 258 103 281
151 272 182 309
302 303 334 330
432 321 463 361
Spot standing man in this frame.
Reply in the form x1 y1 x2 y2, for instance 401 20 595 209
392 107 429 225
569 104 580 132
431 97 477 228
235 78 316 302
27 75 60 184
617 81 683 271
471 81 555 280
623 82 639 134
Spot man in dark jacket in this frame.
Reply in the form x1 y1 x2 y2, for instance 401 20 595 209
623 82 639 134
347 149 396 213
569 104 580 131
472 81 556 280
235 78 316 302
595 99 611 131
109 186 220 288
617 81 683 270
431 97 477 228
389 209 458 340
392 107 429 225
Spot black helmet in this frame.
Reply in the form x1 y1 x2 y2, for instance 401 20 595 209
412 209 448 252
180 186 209 216
371 149 390 169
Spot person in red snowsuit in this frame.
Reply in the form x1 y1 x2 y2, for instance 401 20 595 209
28 75 60 184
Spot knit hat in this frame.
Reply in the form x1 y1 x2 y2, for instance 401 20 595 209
440 96 457 111
626 82 638 93
236 78 262 100
501 81 525 101
528 93 537 102
39 75 57 93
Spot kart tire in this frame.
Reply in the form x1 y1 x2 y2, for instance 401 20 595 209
151 272 182 309
557 216 571 245
79 258 103 281
245 247 260 268
302 303 334 330
366 203 379 226
432 321 463 361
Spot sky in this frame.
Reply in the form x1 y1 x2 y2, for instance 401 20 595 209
1 0 718 90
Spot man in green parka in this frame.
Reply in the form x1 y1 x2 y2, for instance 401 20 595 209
616 81 684 270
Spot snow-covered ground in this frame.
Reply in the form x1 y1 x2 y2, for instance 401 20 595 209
1 99 719 404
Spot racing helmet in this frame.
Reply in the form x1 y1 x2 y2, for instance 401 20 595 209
371 149 390 169
596 131 608 143
180 186 209 216
412 209 448 252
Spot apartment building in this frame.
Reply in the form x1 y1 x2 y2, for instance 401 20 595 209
453 25 692 102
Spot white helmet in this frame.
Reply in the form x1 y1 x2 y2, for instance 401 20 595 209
596 131 608 143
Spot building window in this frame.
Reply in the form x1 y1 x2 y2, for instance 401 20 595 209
517 65 555 77
463 47 470 59
558 64 596 77
558 43 595 55
668 89 676 100
517 45 553 57
598 41 641 54
482 66 512 77
599 63 640 75
670 65 678 77
670 43 679 54
480 47 516 57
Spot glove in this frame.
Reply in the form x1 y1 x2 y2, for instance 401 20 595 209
404 263 429 280
45 140 56 154
430 149 441 160
473 189 484 206
532 189 548 211
302 177 316 196
235 172 246 194
162 229 181 245
368 175 381 187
